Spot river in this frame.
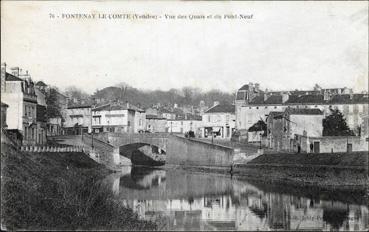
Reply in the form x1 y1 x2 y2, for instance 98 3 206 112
103 166 368 231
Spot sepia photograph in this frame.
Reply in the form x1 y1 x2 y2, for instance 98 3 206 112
1 1 368 231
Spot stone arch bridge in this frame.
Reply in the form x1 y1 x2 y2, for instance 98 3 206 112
79 132 255 171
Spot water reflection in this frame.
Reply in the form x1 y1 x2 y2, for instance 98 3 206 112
105 167 368 231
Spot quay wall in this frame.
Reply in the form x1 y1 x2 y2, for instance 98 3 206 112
166 135 235 168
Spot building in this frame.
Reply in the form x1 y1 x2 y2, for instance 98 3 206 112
160 108 176 120
201 103 236 139
47 89 68 136
166 119 202 136
299 135 368 153
91 102 145 133
266 108 324 152
1 65 39 145
35 84 47 144
63 104 92 135
1 102 9 128
235 83 368 137
145 115 167 133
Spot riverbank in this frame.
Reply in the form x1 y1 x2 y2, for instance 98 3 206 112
1 142 157 230
232 152 368 188
166 152 368 189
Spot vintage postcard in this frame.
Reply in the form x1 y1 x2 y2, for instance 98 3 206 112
1 1 368 231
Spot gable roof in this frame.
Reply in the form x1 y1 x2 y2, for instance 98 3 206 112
286 94 325 104
285 108 323 115
267 111 284 120
92 103 144 112
205 104 235 114
265 95 283 104
5 72 23 81
238 84 250 91
35 81 47 87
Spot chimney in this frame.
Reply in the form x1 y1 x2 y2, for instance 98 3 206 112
249 82 254 90
11 67 20 77
323 91 330 101
281 93 289 103
126 101 129 109
255 83 260 92
263 93 268 102
213 101 219 107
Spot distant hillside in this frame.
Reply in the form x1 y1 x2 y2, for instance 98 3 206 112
92 85 235 108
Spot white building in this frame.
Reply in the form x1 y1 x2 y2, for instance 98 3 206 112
91 102 145 133
1 65 39 145
201 104 236 139
166 119 202 135
63 104 92 135
235 83 369 136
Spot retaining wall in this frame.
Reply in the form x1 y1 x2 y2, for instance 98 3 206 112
166 135 235 168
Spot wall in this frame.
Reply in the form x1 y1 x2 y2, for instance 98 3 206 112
166 119 202 135
239 103 368 135
64 107 91 131
146 118 167 132
201 112 236 139
1 82 24 130
166 135 234 168
289 114 323 137
239 105 287 131
134 111 146 133
300 136 368 153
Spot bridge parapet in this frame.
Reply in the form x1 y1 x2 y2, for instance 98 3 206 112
97 132 170 152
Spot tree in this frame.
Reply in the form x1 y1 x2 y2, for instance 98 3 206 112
45 88 62 119
323 109 354 136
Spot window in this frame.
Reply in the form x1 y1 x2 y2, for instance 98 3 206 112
256 107 259 109
265 106 268 109
208 115 211 122
274 106 277 109
249 107 251 109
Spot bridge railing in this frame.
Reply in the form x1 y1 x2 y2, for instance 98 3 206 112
20 145 85 153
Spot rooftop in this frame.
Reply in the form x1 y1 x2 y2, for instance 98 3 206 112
146 114 166 120
285 108 323 115
92 103 144 112
5 72 23 81
35 81 47 87
205 104 235 114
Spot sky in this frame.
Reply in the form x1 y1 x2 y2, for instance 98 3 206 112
1 1 368 94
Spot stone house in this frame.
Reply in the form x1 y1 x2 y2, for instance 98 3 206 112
267 108 324 152
201 103 236 139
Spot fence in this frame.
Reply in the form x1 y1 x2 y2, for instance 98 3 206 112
21 145 87 153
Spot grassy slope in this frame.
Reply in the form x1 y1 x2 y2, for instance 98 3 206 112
1 143 157 230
